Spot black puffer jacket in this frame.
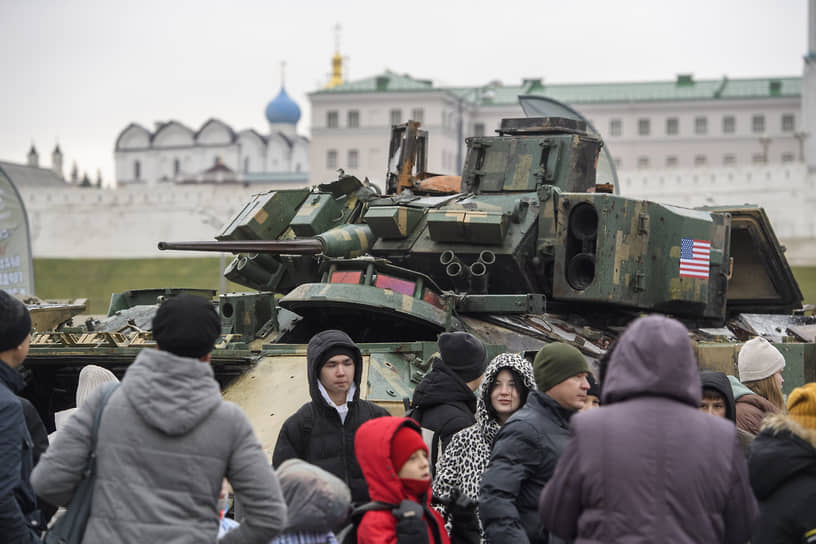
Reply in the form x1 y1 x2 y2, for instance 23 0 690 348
410 356 478 468
749 413 816 543
272 330 388 505
0 360 41 543
479 391 572 544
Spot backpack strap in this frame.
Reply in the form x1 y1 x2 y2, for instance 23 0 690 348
85 383 119 477
354 500 397 516
335 501 396 544
90 384 119 448
422 502 444 544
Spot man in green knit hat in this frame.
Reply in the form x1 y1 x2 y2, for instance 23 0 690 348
480 342 590 544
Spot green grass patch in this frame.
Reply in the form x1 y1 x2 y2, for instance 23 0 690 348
33 257 250 314
792 266 816 306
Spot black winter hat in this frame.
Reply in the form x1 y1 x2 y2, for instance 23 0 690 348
152 294 221 359
0 291 31 352
320 346 359 369
587 373 601 400
438 331 488 382
700 370 736 422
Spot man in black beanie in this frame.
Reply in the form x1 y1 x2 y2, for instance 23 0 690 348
0 291 42 542
273 329 389 505
33 295 288 543
409 331 488 472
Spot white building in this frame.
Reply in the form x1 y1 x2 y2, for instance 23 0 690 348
309 2 815 187
309 73 807 187
114 86 309 187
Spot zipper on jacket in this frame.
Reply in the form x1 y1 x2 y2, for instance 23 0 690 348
341 401 353 487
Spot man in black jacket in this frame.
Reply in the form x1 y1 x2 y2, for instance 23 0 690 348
479 342 589 544
409 331 488 471
0 291 42 543
272 329 389 505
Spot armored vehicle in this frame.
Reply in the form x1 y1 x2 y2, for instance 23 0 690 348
22 116 815 456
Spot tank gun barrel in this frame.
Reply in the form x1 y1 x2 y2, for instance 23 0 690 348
158 223 375 258
158 240 324 254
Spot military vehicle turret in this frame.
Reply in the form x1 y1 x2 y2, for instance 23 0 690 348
23 116 815 455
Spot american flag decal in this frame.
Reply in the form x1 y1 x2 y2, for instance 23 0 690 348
679 238 711 279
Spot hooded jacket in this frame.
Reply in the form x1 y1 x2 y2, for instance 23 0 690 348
479 387 575 544
538 315 758 544
272 330 388 504
748 413 816 543
268 459 351 544
410 355 478 468
701 371 754 455
355 417 450 544
32 349 287 544
727 375 780 435
433 353 537 543
0 359 41 543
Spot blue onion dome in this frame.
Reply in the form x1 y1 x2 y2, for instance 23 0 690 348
265 86 301 124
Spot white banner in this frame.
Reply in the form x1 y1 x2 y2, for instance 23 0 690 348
0 166 35 295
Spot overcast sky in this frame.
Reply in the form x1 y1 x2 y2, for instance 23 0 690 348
0 0 808 185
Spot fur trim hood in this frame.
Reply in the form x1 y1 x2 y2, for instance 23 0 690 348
760 412 816 448
749 413 816 500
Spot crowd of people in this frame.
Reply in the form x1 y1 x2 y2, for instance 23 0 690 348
1 289 815 543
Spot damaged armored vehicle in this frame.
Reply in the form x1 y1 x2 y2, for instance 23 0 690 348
22 114 815 455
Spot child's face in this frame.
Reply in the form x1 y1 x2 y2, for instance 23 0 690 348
580 394 600 411
397 449 430 481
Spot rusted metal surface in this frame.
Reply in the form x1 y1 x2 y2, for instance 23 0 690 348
416 175 461 194
24 298 88 332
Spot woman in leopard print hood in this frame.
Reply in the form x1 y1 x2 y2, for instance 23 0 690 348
433 352 537 543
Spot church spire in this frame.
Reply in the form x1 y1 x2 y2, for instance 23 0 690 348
327 23 344 89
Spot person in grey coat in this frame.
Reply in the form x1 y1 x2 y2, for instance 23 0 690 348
32 295 287 543
538 315 758 543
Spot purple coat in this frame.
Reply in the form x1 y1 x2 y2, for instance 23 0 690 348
538 315 758 544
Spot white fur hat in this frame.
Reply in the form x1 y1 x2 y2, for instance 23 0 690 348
76 365 119 406
738 337 785 383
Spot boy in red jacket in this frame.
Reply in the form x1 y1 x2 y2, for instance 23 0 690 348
355 417 450 544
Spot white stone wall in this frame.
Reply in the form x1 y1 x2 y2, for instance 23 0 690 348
622 164 816 265
236 131 268 173
16 166 816 264
19 183 307 258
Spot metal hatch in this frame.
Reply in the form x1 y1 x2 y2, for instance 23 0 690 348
703 206 803 314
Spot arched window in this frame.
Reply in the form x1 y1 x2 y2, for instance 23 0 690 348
173 158 180 176
134 160 141 180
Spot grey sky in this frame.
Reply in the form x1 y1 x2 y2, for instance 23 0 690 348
0 0 807 185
